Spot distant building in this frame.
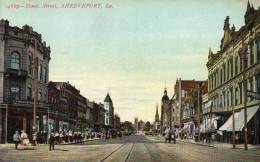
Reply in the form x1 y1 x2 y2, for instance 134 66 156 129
161 88 170 132
134 117 138 131
104 93 114 128
154 103 160 130
138 120 145 131
173 79 207 139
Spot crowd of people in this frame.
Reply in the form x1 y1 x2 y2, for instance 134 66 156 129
12 129 123 150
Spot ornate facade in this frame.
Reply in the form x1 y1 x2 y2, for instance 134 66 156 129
207 2 260 144
0 19 51 142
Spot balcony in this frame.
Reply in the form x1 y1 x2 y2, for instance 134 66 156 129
5 68 28 79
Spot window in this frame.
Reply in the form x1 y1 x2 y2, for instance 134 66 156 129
235 57 238 75
229 58 233 79
239 49 242 72
250 44 254 65
257 75 260 94
28 55 32 75
43 67 46 83
220 69 223 84
38 63 43 81
245 46 249 69
235 87 239 106
38 91 42 102
239 83 243 104
230 87 233 106
223 91 226 107
227 91 229 107
223 64 226 82
249 78 254 101
27 85 32 101
11 52 20 69
10 86 20 103
257 40 260 63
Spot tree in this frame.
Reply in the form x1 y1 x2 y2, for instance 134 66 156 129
144 121 151 132
121 121 134 132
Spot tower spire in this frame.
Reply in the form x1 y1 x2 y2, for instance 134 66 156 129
247 0 250 12
155 103 159 122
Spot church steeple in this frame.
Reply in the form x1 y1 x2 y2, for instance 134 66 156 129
162 88 169 102
155 103 159 122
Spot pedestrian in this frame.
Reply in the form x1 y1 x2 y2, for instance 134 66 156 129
55 131 59 144
164 127 170 143
74 132 78 143
20 130 30 146
32 130 37 146
13 131 20 150
69 130 73 142
49 133 55 151
43 131 47 144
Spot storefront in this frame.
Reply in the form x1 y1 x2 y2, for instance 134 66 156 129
218 105 260 144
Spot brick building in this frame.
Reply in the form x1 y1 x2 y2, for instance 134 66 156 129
0 19 51 143
173 79 207 139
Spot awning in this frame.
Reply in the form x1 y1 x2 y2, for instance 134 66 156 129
219 105 259 131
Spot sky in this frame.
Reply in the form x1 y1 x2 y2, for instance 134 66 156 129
1 0 260 123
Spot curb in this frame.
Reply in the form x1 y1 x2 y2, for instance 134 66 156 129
178 140 215 148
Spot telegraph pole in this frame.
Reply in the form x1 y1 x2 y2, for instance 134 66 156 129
32 39 37 133
242 38 248 150
197 83 201 142
232 105 236 149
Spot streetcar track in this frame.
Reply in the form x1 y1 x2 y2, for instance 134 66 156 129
143 143 159 161
125 143 135 162
100 143 126 162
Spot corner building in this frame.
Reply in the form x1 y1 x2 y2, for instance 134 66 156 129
207 2 260 144
0 20 51 143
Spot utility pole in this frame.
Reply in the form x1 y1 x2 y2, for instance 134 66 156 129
242 38 248 150
168 94 176 133
32 39 37 133
232 104 236 149
197 83 201 142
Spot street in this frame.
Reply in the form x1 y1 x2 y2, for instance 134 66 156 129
0 135 260 162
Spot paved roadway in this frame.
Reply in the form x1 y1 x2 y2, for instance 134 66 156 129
0 135 260 162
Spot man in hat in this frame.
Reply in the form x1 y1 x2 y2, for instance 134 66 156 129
49 133 55 151
13 131 20 150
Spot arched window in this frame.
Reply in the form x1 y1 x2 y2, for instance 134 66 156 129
11 51 20 69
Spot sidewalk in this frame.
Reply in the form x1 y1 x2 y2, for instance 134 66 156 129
178 138 260 150
0 137 101 148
